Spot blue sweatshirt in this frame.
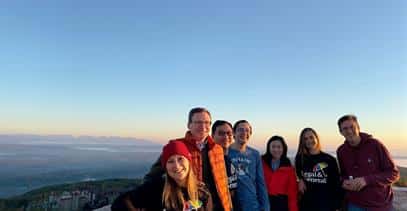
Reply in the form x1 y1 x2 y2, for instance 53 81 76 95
228 146 269 211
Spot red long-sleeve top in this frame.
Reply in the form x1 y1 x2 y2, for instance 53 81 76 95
262 160 298 211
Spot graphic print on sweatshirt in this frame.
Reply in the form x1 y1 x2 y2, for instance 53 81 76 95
303 162 328 184
230 156 252 177
228 162 238 189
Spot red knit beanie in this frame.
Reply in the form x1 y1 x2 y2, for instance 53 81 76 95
161 141 192 167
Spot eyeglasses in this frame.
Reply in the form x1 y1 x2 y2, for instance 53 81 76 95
217 131 233 137
192 121 211 125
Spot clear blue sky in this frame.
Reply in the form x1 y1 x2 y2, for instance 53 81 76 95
0 0 406 152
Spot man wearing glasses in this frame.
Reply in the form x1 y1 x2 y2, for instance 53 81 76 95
228 120 269 211
144 107 232 211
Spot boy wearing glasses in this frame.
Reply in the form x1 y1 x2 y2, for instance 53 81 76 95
228 120 269 211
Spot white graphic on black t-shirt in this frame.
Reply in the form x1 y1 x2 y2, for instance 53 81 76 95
303 162 328 184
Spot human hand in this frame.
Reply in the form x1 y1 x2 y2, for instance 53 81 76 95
353 177 367 191
342 177 367 191
298 179 306 194
342 179 355 191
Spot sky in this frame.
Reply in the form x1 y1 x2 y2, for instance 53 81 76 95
0 0 406 154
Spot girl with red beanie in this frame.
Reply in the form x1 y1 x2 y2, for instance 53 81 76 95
112 141 213 211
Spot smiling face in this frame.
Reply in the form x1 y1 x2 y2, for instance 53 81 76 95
270 140 283 160
339 119 361 146
165 154 190 184
234 122 252 146
303 130 318 152
188 112 211 141
213 124 234 150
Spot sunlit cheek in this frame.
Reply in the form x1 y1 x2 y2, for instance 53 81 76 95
226 139 233 145
183 165 189 175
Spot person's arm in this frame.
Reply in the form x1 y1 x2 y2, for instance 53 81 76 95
203 194 213 211
198 183 214 211
363 141 400 186
143 154 165 183
336 148 348 183
329 156 344 210
337 150 356 191
111 184 151 211
111 191 131 211
124 196 145 211
127 183 149 208
127 178 164 210
288 168 299 211
295 154 306 194
294 154 303 179
255 152 270 211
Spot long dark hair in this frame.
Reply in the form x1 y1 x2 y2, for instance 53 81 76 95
295 128 322 175
262 135 291 168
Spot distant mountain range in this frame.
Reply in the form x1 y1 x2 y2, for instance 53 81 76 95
0 133 161 146
0 135 162 198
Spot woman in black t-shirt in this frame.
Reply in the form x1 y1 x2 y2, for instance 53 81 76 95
295 128 343 211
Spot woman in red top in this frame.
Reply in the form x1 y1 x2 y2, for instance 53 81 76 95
262 136 298 211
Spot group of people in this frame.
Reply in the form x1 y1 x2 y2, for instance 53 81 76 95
112 107 400 211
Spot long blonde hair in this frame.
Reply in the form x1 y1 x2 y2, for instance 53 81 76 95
162 165 199 210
